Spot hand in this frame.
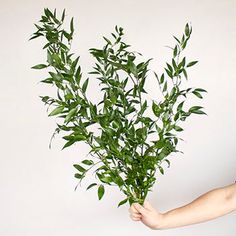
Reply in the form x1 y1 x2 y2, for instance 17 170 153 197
129 200 164 230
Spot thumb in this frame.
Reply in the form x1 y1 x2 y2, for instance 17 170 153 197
133 203 148 215
143 200 155 211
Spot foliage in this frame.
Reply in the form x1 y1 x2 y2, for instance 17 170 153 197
29 8 207 207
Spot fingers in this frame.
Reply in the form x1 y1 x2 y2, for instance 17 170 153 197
129 204 139 214
131 212 141 218
133 203 149 215
131 216 141 221
129 212 142 221
129 201 153 222
129 204 142 221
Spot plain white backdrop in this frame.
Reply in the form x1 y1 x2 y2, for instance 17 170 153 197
0 0 235 235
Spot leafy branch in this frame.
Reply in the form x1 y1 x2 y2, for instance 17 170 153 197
29 8 207 207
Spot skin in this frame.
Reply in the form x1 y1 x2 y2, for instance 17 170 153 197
129 182 236 230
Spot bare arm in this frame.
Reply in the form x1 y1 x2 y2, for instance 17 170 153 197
129 182 236 230
160 182 236 229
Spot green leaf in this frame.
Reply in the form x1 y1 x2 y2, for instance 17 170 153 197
70 17 74 33
183 68 188 79
160 73 164 83
163 81 167 92
86 183 97 190
71 56 79 73
40 96 50 103
111 32 117 39
166 63 173 73
128 61 138 76
179 57 186 68
61 140 76 150
174 112 180 121
73 164 86 173
31 64 48 69
173 35 180 44
172 58 177 71
64 93 73 101
187 61 198 67
64 108 77 123
70 134 87 142
117 198 128 207
165 68 172 78
74 173 83 179
75 66 82 85
29 33 43 41
164 159 170 168
154 139 165 149
63 30 72 40
61 9 66 22
138 100 147 116
100 176 113 184
57 89 63 101
48 106 64 116
189 106 204 112
44 8 54 18
177 101 184 111
152 102 161 117
182 39 187 49
188 106 207 115
190 110 207 115
192 91 203 99
194 88 207 93
82 160 94 165
173 45 178 57
185 23 190 36
47 51 53 64
52 53 61 65
98 184 105 200
40 78 53 84
103 36 112 45
174 125 184 132
48 72 61 82
82 78 89 93
158 166 164 175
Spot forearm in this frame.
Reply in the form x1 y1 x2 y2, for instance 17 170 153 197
158 184 236 230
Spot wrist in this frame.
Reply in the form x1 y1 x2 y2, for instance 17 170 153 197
153 212 167 230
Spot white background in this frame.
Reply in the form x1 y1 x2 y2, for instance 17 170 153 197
0 0 235 235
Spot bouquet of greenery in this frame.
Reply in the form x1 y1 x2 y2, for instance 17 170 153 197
29 8 207 207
